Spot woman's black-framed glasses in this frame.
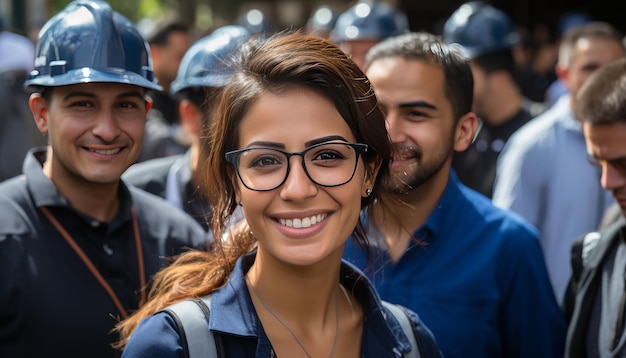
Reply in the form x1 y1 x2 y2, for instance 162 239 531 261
225 141 368 192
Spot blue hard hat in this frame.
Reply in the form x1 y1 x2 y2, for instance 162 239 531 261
24 0 161 91
170 25 251 95
331 2 409 43
236 9 272 36
306 5 339 33
442 1 520 59
557 12 593 35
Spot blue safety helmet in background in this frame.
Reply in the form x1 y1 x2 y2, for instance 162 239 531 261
170 25 251 95
442 1 520 59
306 5 339 35
236 8 273 37
24 0 161 91
331 2 409 44
557 12 593 36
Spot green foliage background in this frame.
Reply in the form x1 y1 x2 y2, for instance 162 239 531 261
49 0 175 22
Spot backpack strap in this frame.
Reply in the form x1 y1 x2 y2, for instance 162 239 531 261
382 301 422 358
162 296 216 358
165 295 422 358
564 231 602 320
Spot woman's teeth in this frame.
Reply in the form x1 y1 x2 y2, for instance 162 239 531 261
280 213 327 228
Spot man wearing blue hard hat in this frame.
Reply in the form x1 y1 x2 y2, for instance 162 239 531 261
331 1 408 70
442 1 544 199
0 1 209 357
123 25 251 233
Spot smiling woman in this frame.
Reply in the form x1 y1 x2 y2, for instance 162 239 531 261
115 31 443 358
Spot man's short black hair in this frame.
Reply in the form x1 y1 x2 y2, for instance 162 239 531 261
146 19 189 46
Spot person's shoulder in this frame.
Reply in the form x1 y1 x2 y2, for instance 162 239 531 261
0 174 27 195
128 186 207 239
123 155 180 192
121 311 182 358
124 156 179 178
129 185 195 222
0 176 37 236
0 175 30 211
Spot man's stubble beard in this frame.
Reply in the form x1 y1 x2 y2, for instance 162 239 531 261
383 141 453 195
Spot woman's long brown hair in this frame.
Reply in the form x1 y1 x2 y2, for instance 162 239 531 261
113 30 391 349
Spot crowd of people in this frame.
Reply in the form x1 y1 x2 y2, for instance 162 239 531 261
1 0 625 357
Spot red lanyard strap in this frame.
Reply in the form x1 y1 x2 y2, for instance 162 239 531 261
40 206 147 319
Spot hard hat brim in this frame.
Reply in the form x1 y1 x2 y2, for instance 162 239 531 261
24 67 162 91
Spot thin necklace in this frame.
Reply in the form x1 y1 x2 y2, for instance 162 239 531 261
245 275 339 358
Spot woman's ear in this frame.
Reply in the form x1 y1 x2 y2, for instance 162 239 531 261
29 93 49 134
362 157 382 197
453 112 479 152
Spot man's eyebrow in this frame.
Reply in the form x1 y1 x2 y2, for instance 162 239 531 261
62 91 145 101
396 100 436 110
117 91 145 100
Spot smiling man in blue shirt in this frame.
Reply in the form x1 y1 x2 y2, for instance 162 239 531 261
343 31 566 358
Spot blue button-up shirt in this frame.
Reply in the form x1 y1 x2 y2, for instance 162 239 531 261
122 252 442 357
344 170 567 358
493 95 615 306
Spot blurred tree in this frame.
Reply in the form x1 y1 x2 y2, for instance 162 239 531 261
48 0 166 22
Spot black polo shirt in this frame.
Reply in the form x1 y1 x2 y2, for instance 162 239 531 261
452 108 533 198
0 148 210 358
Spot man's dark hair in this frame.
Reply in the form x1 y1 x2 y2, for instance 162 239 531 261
365 31 474 122
472 49 516 76
576 57 626 125
146 19 189 46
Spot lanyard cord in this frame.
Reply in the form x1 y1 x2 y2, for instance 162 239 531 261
40 206 147 319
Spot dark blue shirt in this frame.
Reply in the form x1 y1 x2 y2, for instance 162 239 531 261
343 170 567 358
121 252 442 357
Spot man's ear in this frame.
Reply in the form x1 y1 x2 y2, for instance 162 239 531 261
453 112 479 152
555 62 570 90
145 97 153 115
179 99 202 135
29 93 49 134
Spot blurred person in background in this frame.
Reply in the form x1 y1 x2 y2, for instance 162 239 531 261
0 15 46 182
443 1 544 198
139 18 192 162
123 25 252 232
493 21 624 307
544 11 594 108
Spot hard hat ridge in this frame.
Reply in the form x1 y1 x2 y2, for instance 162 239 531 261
442 1 520 59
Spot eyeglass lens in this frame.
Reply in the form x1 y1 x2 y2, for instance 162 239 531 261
235 142 362 191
